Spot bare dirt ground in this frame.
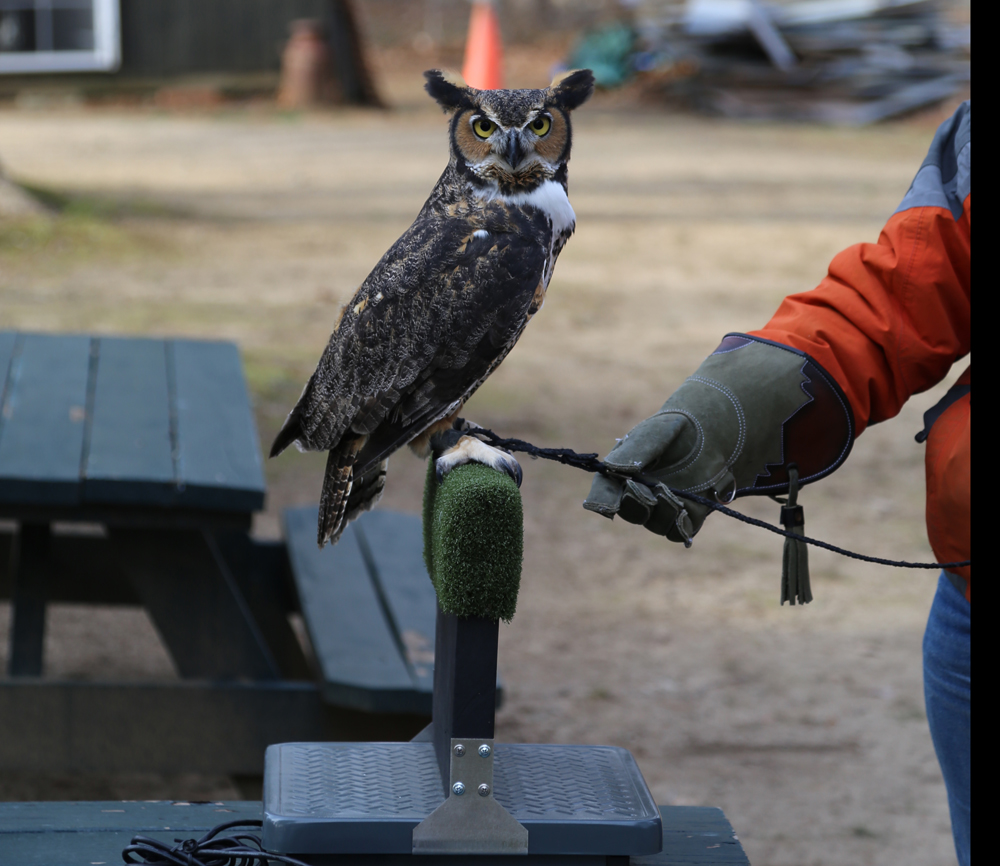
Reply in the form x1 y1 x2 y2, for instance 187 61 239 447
0 51 967 865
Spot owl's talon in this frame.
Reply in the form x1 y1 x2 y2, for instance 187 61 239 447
435 435 523 488
501 453 523 488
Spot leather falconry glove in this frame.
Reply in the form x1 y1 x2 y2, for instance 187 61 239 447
584 335 855 555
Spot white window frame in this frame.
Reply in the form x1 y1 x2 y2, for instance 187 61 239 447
0 0 120 73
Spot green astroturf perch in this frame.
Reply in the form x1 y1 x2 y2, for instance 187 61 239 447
422 459 523 623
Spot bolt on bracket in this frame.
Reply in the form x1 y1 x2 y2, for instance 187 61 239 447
412 738 528 855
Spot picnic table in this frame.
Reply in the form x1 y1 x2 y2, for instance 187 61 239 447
0 332 752 866
0 331 435 776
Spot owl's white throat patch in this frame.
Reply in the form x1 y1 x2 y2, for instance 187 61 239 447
477 180 576 235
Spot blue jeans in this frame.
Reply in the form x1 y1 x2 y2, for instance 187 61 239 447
924 572 971 865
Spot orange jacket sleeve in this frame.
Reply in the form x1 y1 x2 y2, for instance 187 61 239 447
749 102 971 591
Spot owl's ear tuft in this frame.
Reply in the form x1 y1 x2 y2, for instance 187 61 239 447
548 69 595 111
424 69 473 113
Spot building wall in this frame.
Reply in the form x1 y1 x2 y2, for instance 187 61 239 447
118 0 331 75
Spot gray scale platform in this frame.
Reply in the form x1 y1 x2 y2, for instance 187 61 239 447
263 742 662 856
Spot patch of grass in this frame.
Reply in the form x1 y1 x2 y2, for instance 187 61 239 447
17 182 189 221
0 213 133 261
241 358 303 399
1 185 182 269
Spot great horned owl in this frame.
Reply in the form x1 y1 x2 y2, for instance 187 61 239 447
271 68 595 547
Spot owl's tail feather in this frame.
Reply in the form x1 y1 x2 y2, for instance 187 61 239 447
344 460 389 524
318 436 365 547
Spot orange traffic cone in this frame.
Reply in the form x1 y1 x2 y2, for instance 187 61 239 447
462 0 504 90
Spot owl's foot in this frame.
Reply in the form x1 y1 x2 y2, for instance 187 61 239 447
431 428 522 488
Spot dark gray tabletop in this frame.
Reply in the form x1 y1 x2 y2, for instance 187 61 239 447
0 800 750 865
0 332 266 519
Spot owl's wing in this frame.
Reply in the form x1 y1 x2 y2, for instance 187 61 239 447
271 203 550 472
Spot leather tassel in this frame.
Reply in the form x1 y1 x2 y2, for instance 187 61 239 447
779 465 812 606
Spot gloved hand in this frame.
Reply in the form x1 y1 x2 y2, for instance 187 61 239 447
583 335 854 543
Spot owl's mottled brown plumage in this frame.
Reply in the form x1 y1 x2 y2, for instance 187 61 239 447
271 68 594 546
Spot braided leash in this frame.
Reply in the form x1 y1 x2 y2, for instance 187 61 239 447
475 428 971 571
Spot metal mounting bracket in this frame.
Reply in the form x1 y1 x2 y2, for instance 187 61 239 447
411 737 528 855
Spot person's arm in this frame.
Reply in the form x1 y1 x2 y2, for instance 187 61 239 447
752 102 970 433
584 102 971 550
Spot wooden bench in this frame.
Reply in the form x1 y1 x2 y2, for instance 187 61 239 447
283 507 440 715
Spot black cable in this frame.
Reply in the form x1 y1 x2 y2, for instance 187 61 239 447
475 428 971 570
121 819 312 866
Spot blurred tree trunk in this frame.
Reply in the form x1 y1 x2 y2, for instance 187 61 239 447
326 0 383 107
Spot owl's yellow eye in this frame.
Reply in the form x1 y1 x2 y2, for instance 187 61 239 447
530 115 551 136
472 118 495 139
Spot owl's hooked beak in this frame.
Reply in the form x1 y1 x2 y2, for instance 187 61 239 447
504 133 525 171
